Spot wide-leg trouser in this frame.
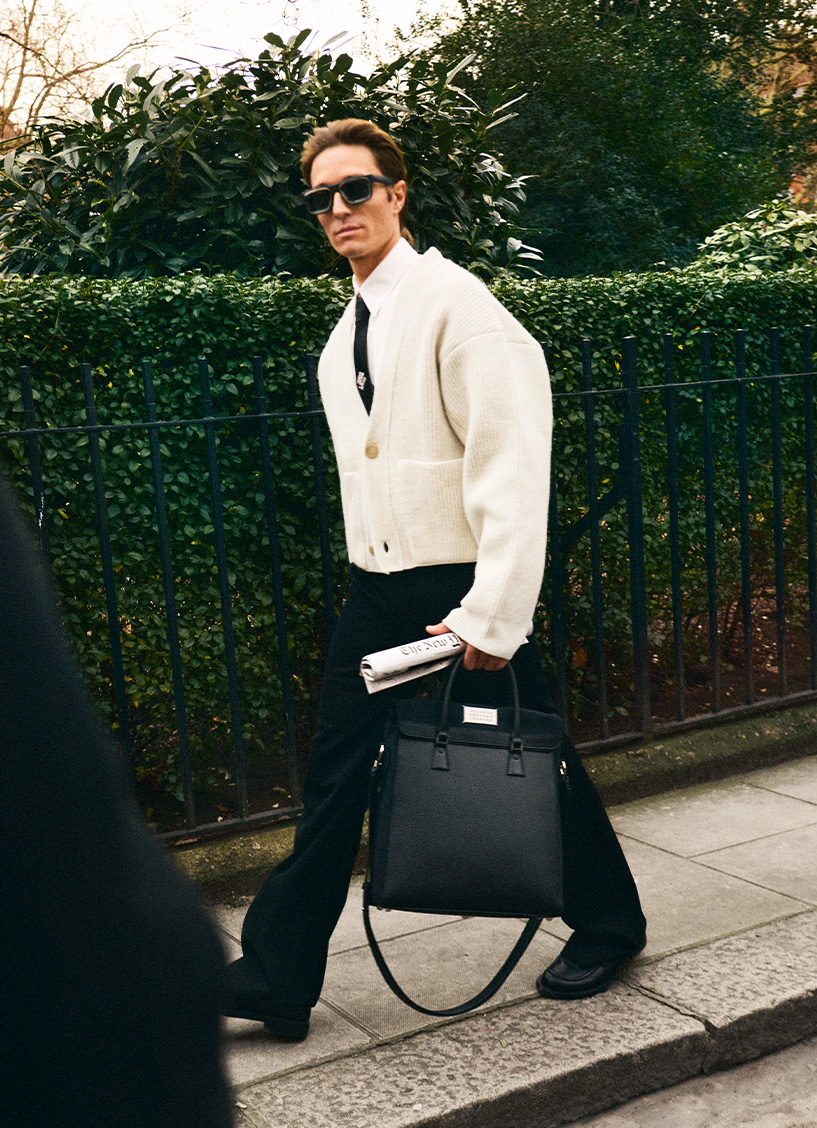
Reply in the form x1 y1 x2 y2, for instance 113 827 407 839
232 563 647 1011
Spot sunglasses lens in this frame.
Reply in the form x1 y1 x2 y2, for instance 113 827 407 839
303 176 380 213
304 188 331 214
340 177 373 205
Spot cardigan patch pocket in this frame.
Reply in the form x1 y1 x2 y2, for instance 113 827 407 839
396 458 477 564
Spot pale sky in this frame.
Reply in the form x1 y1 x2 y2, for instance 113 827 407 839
6 0 459 129
87 0 457 78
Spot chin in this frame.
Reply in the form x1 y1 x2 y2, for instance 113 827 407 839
334 234 366 252
336 245 369 265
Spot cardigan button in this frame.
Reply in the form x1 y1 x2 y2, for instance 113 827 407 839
365 443 379 459
368 545 375 555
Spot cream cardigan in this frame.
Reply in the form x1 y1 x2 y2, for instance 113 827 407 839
318 248 553 659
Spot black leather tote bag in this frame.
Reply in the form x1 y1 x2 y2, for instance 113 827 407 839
363 656 568 1016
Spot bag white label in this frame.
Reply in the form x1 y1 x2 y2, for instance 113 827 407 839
462 706 498 726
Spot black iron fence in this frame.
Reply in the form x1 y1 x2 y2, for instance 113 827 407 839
2 326 815 842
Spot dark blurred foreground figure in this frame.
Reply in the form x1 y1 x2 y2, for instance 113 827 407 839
0 478 233 1128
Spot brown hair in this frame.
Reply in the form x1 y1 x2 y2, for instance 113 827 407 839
300 118 412 244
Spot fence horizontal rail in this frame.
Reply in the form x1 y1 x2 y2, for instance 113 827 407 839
0 409 324 442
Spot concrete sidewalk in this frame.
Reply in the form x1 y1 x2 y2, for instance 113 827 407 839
214 754 817 1128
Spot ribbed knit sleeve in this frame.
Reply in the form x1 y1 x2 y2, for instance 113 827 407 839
433 280 552 658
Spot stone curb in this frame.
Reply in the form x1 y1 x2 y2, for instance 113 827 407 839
584 698 817 806
233 911 817 1128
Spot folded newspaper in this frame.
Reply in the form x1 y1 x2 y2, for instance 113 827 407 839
359 632 466 693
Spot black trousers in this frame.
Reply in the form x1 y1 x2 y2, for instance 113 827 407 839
234 563 646 1011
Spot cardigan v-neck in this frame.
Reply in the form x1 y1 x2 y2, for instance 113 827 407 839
351 238 418 385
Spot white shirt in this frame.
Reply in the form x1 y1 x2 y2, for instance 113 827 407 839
351 238 418 385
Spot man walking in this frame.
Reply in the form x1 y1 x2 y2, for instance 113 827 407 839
222 119 646 1039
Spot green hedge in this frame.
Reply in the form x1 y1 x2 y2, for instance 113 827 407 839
1 266 815 812
492 267 817 712
0 273 351 808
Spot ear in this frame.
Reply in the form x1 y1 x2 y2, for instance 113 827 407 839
390 179 407 214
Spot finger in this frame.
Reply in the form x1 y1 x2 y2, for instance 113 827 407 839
425 622 450 635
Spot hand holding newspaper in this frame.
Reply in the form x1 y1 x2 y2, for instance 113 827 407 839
359 632 466 693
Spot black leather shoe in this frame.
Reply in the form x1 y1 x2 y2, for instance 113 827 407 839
223 998 311 1041
536 950 639 1000
221 959 310 1040
263 1010 310 1041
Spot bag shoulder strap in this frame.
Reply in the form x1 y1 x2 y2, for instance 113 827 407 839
362 882 542 1018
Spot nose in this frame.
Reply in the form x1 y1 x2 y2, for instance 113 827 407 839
331 188 351 216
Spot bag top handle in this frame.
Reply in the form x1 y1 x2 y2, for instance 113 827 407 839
436 654 522 749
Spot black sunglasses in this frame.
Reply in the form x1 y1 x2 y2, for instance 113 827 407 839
301 174 397 215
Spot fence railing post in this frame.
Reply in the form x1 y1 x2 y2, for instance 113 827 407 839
79 362 130 748
735 330 755 705
547 464 570 732
142 359 196 828
662 335 685 720
700 332 721 713
769 329 788 697
580 339 610 740
803 326 817 690
621 336 652 736
198 357 249 820
19 364 53 579
252 356 301 805
304 354 337 643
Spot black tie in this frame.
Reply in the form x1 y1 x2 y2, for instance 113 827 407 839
354 295 374 414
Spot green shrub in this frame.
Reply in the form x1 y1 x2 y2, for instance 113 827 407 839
689 201 817 273
0 34 534 280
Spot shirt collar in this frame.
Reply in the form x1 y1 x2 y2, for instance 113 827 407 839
352 238 419 316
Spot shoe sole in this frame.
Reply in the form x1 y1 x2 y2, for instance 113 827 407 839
224 1006 310 1040
535 963 621 1000
263 1017 310 1041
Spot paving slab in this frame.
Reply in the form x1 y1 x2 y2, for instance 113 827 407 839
612 838 808 958
217 928 376 1086
211 903 247 943
611 779 817 857
695 822 817 904
321 917 563 1039
211 886 463 955
626 910 817 1071
219 932 241 963
236 988 707 1128
223 1003 371 1087
735 755 817 804
329 883 462 955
